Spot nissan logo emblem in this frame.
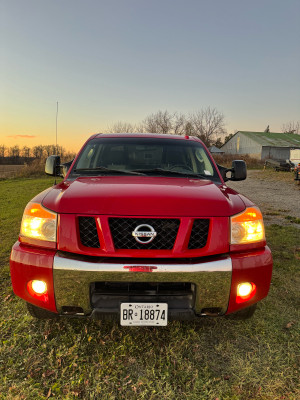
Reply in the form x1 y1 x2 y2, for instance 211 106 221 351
132 224 157 244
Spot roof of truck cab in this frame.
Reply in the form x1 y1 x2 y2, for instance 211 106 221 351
92 133 201 141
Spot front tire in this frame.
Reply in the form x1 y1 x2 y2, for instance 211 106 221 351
26 302 59 319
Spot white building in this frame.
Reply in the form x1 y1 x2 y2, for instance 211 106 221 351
221 131 300 163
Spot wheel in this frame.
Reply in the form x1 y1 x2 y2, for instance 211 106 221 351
26 302 59 319
226 304 257 320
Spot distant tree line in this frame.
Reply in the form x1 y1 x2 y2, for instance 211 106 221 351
105 107 227 147
281 121 300 135
106 108 300 147
2 111 298 164
0 144 76 165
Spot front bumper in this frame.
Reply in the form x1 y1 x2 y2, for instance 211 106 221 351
53 252 232 316
10 242 273 318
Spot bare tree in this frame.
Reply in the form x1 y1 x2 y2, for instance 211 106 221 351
189 107 226 146
105 121 137 133
44 145 53 157
184 122 195 136
22 146 31 158
142 113 160 133
135 122 145 133
105 107 227 141
142 110 174 134
57 146 65 157
0 145 6 157
10 145 20 158
173 113 187 135
49 144 58 155
32 145 44 159
282 121 300 134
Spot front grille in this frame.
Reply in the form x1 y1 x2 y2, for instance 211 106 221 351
188 219 210 249
78 217 100 248
92 281 193 294
109 218 180 250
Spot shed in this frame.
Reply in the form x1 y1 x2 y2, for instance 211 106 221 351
209 145 224 154
220 131 300 162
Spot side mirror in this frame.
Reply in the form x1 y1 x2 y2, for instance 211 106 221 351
231 160 247 181
45 155 61 176
217 160 247 182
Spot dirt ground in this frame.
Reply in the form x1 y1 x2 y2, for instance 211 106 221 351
227 169 300 227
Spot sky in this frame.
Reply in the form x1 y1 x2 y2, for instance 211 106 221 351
1 0 300 153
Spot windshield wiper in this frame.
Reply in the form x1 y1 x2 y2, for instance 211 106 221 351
73 167 146 176
73 167 209 179
131 168 209 179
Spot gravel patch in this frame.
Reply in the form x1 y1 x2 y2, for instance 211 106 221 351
227 169 300 227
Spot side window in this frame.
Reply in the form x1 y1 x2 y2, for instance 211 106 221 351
194 148 214 176
76 144 99 169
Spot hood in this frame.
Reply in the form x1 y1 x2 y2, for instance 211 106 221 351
42 176 246 217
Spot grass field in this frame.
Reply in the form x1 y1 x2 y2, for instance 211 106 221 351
0 178 299 400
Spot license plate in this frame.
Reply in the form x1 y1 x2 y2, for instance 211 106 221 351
120 303 168 326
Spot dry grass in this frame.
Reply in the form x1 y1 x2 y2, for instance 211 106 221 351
213 154 265 169
2 154 76 179
0 165 25 179
248 169 296 184
13 159 46 178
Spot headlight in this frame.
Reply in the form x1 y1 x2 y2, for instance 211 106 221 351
230 206 265 244
20 202 57 242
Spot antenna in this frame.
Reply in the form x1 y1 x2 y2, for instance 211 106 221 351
56 101 58 154
55 101 58 185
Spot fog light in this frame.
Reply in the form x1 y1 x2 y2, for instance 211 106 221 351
236 282 256 303
31 280 47 294
27 280 48 301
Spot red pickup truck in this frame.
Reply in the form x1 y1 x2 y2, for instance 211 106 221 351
10 134 273 325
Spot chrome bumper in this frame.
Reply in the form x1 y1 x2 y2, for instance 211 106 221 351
53 252 232 315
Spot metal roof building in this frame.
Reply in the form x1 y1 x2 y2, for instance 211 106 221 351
209 145 224 154
220 131 300 162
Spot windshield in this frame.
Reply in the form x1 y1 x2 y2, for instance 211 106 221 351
69 137 220 181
